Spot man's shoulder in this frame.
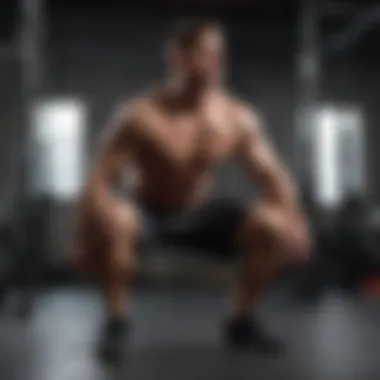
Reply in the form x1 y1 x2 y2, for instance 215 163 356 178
109 93 162 141
224 95 261 130
114 94 156 124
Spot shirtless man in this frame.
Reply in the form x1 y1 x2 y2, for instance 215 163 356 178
73 18 310 358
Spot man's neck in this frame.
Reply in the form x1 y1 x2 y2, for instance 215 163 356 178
164 76 219 110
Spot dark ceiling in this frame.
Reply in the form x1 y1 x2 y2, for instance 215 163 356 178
0 0 298 41
2 0 380 61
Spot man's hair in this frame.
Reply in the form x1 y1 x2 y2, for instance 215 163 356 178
168 17 223 50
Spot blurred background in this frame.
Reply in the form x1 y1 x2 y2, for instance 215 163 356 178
1 0 380 379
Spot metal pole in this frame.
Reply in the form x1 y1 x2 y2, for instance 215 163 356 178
18 0 44 207
14 0 45 318
323 4 380 57
295 0 321 194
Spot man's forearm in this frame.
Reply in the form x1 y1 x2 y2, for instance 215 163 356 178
84 169 114 211
279 172 299 210
262 169 300 213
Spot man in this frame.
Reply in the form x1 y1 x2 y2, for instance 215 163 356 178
73 18 310 358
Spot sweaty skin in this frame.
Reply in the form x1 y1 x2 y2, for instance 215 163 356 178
83 91 297 213
73 89 306 275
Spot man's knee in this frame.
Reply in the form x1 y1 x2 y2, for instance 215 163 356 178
241 206 281 245
272 217 311 262
105 204 140 272
106 201 141 240
240 206 311 261
75 201 140 277
107 248 135 278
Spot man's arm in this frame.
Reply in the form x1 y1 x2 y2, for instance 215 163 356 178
84 104 140 210
236 107 300 214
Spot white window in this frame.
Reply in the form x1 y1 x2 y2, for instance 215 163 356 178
30 99 87 201
312 106 365 208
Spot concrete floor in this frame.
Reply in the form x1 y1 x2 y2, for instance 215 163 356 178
0 288 380 380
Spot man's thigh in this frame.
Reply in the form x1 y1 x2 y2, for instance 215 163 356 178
73 200 141 276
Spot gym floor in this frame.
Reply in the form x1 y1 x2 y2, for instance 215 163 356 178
0 288 379 380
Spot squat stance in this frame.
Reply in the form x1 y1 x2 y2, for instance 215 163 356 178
73 19 310 358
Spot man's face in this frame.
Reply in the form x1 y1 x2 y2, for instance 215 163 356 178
173 27 225 85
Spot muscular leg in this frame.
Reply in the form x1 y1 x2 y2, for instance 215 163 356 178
227 204 308 352
152 197 306 352
80 201 140 360
100 224 136 320
94 204 139 314
231 206 287 316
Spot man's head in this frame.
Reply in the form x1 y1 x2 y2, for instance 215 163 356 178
166 18 226 86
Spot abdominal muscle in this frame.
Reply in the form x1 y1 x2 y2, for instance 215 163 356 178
135 168 213 210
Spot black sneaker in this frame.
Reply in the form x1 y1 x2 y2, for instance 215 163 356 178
225 315 284 355
98 318 129 362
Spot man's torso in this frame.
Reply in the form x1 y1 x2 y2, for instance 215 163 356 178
128 90 243 209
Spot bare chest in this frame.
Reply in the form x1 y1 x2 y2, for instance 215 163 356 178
141 112 236 170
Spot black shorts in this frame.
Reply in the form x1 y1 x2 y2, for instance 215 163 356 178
137 197 248 260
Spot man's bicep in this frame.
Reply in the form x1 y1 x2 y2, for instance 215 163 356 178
93 108 137 179
243 130 282 181
235 104 300 208
236 105 279 178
